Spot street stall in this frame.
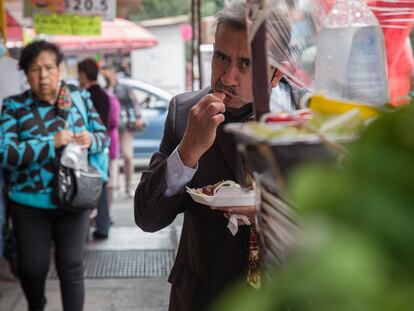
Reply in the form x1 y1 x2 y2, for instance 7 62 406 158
221 0 414 284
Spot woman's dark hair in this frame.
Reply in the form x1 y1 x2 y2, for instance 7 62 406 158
19 40 64 73
77 58 99 82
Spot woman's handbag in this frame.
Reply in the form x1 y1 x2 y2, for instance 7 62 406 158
55 163 103 212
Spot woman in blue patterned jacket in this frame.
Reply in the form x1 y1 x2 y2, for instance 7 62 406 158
0 41 109 311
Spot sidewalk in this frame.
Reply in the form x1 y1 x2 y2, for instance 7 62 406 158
0 169 182 311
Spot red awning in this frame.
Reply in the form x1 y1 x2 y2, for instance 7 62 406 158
6 12 23 43
49 18 158 55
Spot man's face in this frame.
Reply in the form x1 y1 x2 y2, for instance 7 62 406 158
27 51 60 102
211 24 253 110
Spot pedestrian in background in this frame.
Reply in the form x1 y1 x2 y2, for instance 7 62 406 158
78 58 111 240
104 67 145 197
0 41 109 311
101 66 121 214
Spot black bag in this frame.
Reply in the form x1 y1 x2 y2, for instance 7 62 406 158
55 164 103 212
120 104 137 131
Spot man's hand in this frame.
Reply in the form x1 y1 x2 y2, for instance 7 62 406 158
73 131 92 148
178 92 226 167
54 130 74 149
212 205 257 225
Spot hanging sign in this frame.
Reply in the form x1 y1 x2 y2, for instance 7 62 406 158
64 0 116 21
34 14 101 36
25 0 116 21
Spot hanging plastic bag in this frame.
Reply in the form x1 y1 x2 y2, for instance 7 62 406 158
245 0 413 107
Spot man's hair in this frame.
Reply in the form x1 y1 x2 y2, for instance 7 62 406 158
19 40 64 73
78 58 99 81
215 1 247 31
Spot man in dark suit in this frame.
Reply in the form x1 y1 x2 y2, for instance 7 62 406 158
135 2 298 310
78 58 111 240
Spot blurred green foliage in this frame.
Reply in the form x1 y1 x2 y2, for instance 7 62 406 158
214 99 414 311
132 0 223 22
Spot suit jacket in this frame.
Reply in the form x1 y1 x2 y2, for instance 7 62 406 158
135 84 303 310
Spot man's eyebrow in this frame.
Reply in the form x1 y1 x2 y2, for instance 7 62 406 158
238 57 250 63
214 50 229 59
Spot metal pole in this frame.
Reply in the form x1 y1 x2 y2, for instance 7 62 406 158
251 21 270 120
191 0 195 91
0 0 7 41
197 0 203 89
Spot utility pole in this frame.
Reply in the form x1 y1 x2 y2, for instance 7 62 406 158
191 0 202 90
0 0 7 41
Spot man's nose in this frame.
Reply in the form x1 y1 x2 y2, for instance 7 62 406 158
220 62 239 86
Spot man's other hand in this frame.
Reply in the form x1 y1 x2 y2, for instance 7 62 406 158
211 205 257 225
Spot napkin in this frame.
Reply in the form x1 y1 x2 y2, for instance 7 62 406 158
227 214 251 236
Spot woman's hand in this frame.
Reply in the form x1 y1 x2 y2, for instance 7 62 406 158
54 130 74 149
135 118 146 131
73 131 92 148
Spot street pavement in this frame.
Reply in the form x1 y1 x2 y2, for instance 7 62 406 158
0 167 182 311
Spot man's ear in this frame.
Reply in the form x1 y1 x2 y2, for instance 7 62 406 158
271 69 284 88
270 61 291 88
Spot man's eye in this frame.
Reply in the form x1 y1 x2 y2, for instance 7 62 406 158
214 52 226 61
240 59 251 69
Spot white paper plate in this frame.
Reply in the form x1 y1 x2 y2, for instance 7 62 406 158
186 186 256 207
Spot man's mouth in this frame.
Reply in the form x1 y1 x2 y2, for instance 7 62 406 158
216 88 247 106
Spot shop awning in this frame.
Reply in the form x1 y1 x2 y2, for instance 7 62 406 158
49 18 158 55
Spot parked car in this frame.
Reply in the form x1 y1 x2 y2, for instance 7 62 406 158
118 78 172 158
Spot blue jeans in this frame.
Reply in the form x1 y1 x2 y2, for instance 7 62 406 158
0 169 5 257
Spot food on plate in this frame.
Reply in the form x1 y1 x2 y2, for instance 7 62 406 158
247 108 366 140
262 109 312 124
186 180 256 207
191 180 241 196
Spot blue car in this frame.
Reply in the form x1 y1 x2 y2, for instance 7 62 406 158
118 78 172 159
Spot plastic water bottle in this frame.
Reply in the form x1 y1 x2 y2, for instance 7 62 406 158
314 0 389 106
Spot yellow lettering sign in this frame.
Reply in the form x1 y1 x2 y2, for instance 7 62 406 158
34 14 101 36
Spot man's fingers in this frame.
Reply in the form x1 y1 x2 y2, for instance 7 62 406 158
211 113 225 126
212 91 226 100
199 93 225 110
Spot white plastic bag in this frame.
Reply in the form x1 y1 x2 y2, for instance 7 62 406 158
60 143 88 171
